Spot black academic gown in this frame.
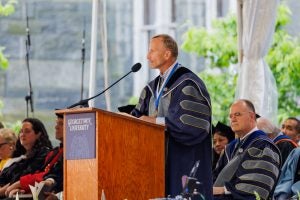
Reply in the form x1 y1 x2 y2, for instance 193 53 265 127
131 65 213 199
213 130 281 200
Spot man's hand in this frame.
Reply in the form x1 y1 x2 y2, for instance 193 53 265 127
213 186 225 195
44 192 59 200
8 188 25 198
41 180 55 187
139 115 156 123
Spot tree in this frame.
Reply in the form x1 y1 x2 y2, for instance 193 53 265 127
181 3 300 124
0 0 17 69
0 0 17 120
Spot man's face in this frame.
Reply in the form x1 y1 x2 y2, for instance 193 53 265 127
229 101 255 137
281 119 299 142
147 37 170 73
55 118 64 141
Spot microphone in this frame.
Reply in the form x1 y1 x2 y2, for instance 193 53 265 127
189 160 200 178
26 6 31 47
181 160 201 197
67 63 142 109
131 63 141 72
81 21 85 62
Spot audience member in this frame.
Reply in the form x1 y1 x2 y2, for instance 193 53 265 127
257 117 297 164
213 99 281 200
130 34 212 199
274 147 300 200
212 122 235 170
0 118 52 197
281 117 300 144
0 128 17 171
6 114 64 198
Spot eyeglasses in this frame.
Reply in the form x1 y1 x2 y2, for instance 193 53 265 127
20 129 34 134
0 143 8 148
229 111 253 119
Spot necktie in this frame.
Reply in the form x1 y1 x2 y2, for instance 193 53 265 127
233 139 242 156
158 76 164 90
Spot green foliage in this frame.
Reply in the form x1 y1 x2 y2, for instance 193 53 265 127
267 29 300 121
5 120 21 135
182 14 238 69
275 4 291 30
199 69 236 124
0 0 17 16
182 3 300 123
0 0 17 69
0 47 9 70
0 0 17 124
0 99 3 117
254 191 261 200
129 96 139 105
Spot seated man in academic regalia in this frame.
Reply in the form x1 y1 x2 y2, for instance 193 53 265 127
213 99 281 200
274 147 300 200
257 117 297 164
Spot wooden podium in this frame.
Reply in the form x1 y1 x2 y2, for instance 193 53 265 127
56 108 165 200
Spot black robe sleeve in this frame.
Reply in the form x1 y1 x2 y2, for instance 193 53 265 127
225 139 281 200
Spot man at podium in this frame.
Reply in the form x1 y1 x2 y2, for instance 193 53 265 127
131 34 213 199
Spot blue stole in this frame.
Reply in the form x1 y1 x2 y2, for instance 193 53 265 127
273 134 291 143
227 130 266 159
154 63 179 110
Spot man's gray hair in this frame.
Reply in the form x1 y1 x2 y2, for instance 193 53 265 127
257 117 280 135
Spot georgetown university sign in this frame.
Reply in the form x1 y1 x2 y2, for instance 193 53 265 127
66 112 96 160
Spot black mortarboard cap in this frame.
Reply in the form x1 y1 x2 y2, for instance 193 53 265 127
213 121 235 142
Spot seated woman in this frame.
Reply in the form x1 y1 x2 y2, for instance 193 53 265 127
5 114 64 198
212 122 235 170
0 128 17 172
0 118 52 197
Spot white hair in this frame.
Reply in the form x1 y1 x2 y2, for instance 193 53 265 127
257 117 280 135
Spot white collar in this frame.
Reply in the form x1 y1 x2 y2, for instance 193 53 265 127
160 61 178 80
240 127 259 140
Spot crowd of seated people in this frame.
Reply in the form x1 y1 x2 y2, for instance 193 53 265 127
257 117 298 164
0 115 64 200
0 98 299 200
212 100 300 200
0 128 17 172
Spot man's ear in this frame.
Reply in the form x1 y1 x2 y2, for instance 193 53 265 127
164 50 172 59
250 111 256 120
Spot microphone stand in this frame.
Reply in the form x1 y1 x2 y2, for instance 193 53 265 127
25 12 34 117
80 19 86 100
67 62 141 109
68 70 133 109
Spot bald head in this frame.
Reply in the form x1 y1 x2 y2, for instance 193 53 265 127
229 99 257 138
